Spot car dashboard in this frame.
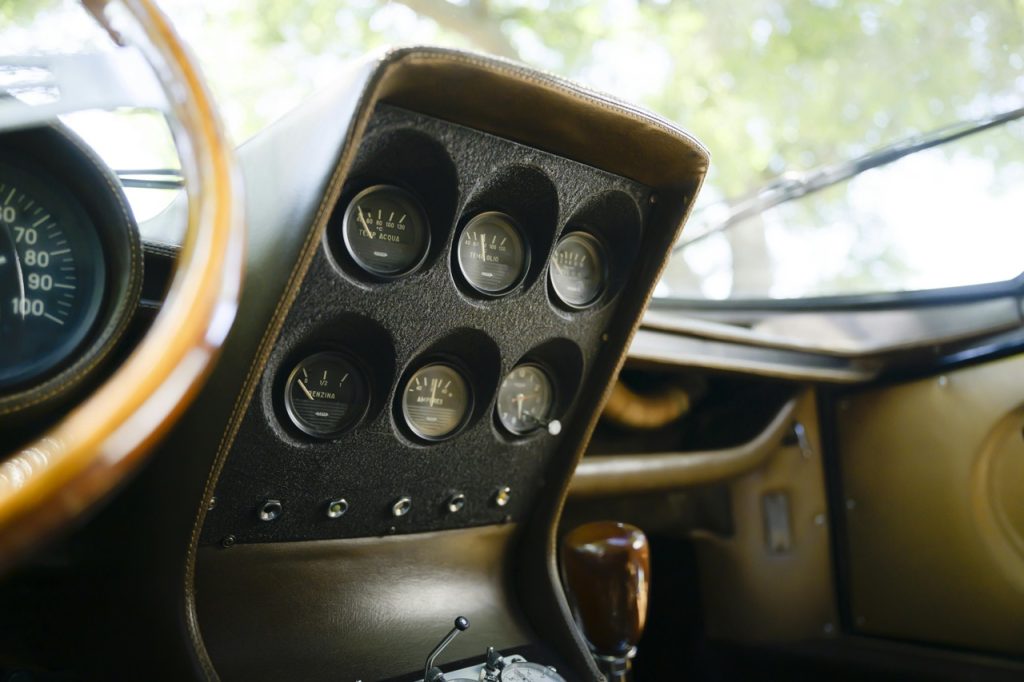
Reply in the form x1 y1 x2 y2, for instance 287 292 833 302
0 46 707 682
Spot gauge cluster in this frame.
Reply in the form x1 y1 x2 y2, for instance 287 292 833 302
0 124 142 423
201 104 648 545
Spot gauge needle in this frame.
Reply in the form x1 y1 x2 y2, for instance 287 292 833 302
430 378 438 407
297 379 315 400
481 235 487 262
516 394 524 420
356 207 375 239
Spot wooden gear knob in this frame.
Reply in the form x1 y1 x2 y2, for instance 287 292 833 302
560 521 650 657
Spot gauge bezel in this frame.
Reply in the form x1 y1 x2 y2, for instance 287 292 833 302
399 360 475 443
454 210 531 297
340 184 431 279
548 230 609 310
0 124 142 416
282 350 372 439
495 362 557 436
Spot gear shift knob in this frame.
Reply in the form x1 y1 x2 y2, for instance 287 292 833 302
560 521 650 679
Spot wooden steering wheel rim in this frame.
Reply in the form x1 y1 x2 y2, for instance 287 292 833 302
0 0 243 572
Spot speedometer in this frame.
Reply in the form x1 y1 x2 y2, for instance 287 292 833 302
0 125 141 410
0 157 106 390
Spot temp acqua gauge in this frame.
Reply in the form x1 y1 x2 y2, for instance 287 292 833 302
401 362 472 441
455 211 528 295
549 231 607 309
283 352 370 438
496 363 555 436
341 184 430 277
0 158 106 390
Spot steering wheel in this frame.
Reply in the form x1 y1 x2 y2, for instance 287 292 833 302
0 0 243 571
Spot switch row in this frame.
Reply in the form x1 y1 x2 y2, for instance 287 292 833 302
254 487 513 522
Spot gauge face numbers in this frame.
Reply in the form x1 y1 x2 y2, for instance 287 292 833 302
496 363 555 436
456 212 528 295
0 161 106 390
283 352 370 438
401 362 472 441
500 662 566 682
549 231 607 309
342 185 430 277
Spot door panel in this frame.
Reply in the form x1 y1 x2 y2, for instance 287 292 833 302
838 354 1024 654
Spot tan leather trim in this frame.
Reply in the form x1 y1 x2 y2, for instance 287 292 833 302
692 390 839 643
569 396 799 498
642 298 1022 359
628 328 881 383
840 355 1024 654
0 0 243 574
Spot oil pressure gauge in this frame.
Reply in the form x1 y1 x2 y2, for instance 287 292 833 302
456 211 528 295
341 184 430 277
401 362 472 441
283 352 370 438
549 231 607 309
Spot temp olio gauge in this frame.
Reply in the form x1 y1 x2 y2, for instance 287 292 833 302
341 184 430 277
401 362 472 441
496 363 555 436
456 212 528 295
549 231 607 309
283 352 370 438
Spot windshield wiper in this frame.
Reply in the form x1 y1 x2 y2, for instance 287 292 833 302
675 104 1024 252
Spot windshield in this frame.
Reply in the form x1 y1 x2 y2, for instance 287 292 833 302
6 1 1024 298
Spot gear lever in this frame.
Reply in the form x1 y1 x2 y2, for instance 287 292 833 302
560 522 650 682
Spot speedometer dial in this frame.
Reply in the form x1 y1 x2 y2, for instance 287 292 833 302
0 158 105 390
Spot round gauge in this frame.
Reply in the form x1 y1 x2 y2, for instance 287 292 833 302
341 184 430 277
501 661 566 682
283 352 370 438
496 363 555 436
0 158 106 390
549 231 607 309
455 211 528 295
401 362 472 441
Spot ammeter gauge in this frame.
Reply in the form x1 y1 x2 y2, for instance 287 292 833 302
401 362 472 441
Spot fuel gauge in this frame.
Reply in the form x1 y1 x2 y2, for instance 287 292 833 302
283 352 370 438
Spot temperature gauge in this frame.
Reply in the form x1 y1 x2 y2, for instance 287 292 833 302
401 362 472 441
341 184 430 277
283 352 370 438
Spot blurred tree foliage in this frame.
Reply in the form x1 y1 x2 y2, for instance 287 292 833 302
4 0 1023 298
180 0 1024 197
